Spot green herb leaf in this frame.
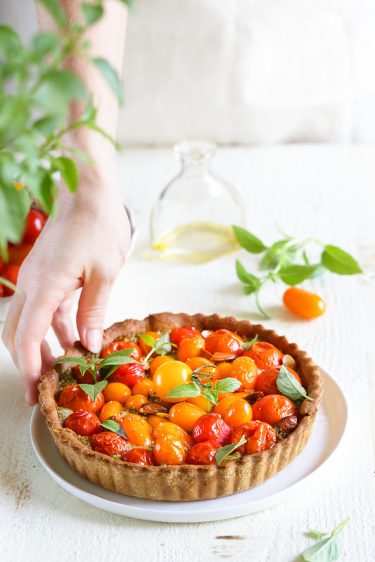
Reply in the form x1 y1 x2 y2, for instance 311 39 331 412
232 225 267 254
215 435 247 465
53 156 78 192
202 388 219 405
139 333 155 348
100 419 127 439
154 332 172 355
236 260 261 292
321 245 362 275
215 377 241 393
276 365 312 402
301 518 349 562
81 3 104 26
307 531 331 541
242 336 259 351
0 25 23 55
93 57 123 102
167 382 201 399
79 380 107 401
38 0 66 28
55 357 87 367
260 239 290 270
100 350 137 367
279 264 322 286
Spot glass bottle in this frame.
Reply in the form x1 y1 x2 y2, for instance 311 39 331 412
150 141 245 263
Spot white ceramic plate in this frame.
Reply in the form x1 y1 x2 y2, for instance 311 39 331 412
30 370 347 523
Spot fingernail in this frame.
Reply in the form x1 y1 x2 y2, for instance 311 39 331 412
86 329 102 353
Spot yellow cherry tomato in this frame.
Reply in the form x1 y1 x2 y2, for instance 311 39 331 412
149 355 173 375
99 400 123 422
153 360 192 403
169 402 206 432
103 382 131 404
125 394 148 410
121 413 153 447
132 378 155 397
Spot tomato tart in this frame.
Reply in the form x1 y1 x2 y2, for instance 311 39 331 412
38 313 323 501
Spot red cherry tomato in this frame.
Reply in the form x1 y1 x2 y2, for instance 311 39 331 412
191 413 231 447
255 365 301 395
1 264 20 296
58 384 105 413
243 341 283 370
90 432 129 456
230 421 276 454
0 284 3 298
169 327 200 346
22 208 47 244
186 441 218 465
204 329 243 357
252 394 296 426
8 243 33 266
101 339 143 361
283 287 326 320
122 448 154 466
63 411 101 436
108 362 145 387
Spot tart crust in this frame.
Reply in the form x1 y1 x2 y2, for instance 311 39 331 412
38 313 323 501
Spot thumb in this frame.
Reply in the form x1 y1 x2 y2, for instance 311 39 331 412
76 273 113 353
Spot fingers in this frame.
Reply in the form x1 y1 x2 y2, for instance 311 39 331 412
52 293 78 349
2 291 26 365
76 271 113 354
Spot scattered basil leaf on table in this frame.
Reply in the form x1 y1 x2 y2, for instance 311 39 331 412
301 518 349 562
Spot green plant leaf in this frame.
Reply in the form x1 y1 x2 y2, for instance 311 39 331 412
79 380 108 401
81 3 104 25
279 264 322 286
301 519 349 562
232 225 267 254
276 365 312 402
55 357 87 366
167 382 201 399
215 377 241 393
93 57 123 102
38 0 66 28
34 69 85 115
242 336 259 351
307 531 331 541
31 31 60 58
139 333 155 348
53 156 78 192
0 154 30 244
215 435 247 465
154 332 172 355
34 115 64 135
0 25 23 55
235 260 261 292
101 419 127 439
321 245 362 275
260 239 291 270
202 388 219 405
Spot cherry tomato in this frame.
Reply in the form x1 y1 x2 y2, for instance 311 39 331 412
154 434 188 465
2 264 20 296
169 327 200 346
169 402 206 432
186 357 217 382
132 378 155 397
149 355 173 376
152 421 192 448
138 331 160 355
90 432 129 456
230 356 258 391
147 414 167 428
72 363 101 384
99 400 123 422
252 394 296 425
283 287 326 320
204 329 243 357
103 382 131 403
8 243 33 266
216 362 232 379
177 334 205 363
244 341 283 370
153 360 192 403
187 395 212 412
230 421 276 454
186 441 217 465
58 384 105 413
108 362 145 387
214 396 253 428
0 284 3 298
63 411 101 436
121 413 153 447
191 413 231 446
22 208 47 244
122 448 154 466
125 394 148 410
255 365 301 395
101 339 143 361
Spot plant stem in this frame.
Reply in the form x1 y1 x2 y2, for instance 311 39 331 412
255 292 271 320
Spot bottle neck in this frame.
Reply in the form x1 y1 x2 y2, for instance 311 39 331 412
175 140 216 177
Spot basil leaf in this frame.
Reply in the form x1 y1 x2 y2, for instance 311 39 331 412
242 336 259 351
154 332 172 355
307 531 331 541
38 0 66 28
100 420 127 439
215 435 247 465
232 225 267 254
79 380 107 401
55 357 87 366
279 264 322 286
53 156 78 192
302 536 341 562
321 245 362 275
202 388 219 405
81 3 104 25
93 57 123 102
260 239 290 270
139 333 155 348
167 382 201 399
215 377 241 393
276 365 312 402
236 260 262 291
100 356 136 367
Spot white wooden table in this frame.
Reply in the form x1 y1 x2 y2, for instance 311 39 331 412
1 145 374 562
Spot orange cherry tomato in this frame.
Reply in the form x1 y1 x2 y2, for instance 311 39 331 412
187 395 212 412
103 382 131 403
132 378 155 397
149 355 173 375
169 402 206 432
252 395 296 425
177 335 205 363
283 287 326 319
63 411 101 436
186 441 217 465
99 400 123 422
153 421 192 448
170 327 200 346
186 357 217 382
90 432 129 456
230 356 258 391
153 360 192 403
154 434 188 465
244 341 283 370
191 413 231 446
204 329 243 357
215 396 252 428
230 421 276 454
147 414 167 428
256 365 301 395
138 331 160 355
101 339 143 361
58 384 105 414
216 362 233 379
125 394 148 410
121 413 153 447
122 448 154 465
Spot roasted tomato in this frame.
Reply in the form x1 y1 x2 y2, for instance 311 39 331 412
122 448 154 466
169 402 206 433
252 395 296 425
108 362 145 387
99 400 123 422
125 394 148 410
153 360 192 403
63 411 101 436
186 441 217 465
204 329 243 357
153 421 192 448
255 365 301 395
121 413 153 447
230 421 276 454
90 432 129 456
8 243 33 266
22 208 47 244
153 434 189 465
149 355 173 376
58 384 105 413
101 339 143 361
132 378 155 397
187 395 212 412
1 264 20 296
214 396 252 429
169 326 200 346
283 287 326 320
191 413 231 446
138 331 160 355
103 382 131 403
229 356 258 391
243 341 283 370
186 357 218 382
177 334 205 363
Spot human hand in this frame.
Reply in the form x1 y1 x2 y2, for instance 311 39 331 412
3 178 131 405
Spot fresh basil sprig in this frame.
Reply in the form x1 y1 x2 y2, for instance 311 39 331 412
140 332 175 363
233 225 362 319
80 380 108 401
215 435 247 465
167 373 241 405
276 365 313 403
301 518 349 562
101 419 127 439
